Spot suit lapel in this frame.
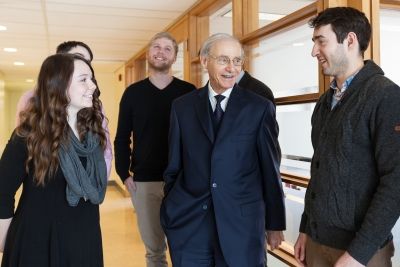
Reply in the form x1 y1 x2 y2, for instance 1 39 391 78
195 86 215 143
216 85 246 143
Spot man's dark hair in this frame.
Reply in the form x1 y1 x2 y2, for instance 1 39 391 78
56 41 93 62
309 7 371 56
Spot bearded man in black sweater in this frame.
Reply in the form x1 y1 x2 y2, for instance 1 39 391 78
114 32 195 267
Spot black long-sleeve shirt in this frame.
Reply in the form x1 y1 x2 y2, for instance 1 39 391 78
114 77 195 182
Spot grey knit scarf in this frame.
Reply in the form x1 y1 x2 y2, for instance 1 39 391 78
58 129 107 207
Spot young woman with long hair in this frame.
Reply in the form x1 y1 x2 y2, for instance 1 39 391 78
0 53 107 267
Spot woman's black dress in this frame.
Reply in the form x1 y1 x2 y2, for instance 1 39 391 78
0 135 103 267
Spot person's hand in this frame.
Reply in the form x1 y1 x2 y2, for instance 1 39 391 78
124 176 136 193
334 251 364 267
266 230 284 250
294 233 307 267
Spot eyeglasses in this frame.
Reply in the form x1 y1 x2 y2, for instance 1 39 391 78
208 54 244 66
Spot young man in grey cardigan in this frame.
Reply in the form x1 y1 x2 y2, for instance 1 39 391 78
294 7 399 267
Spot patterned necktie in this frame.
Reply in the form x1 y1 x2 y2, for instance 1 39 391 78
214 95 226 127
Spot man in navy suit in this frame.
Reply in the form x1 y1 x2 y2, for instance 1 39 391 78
160 33 285 267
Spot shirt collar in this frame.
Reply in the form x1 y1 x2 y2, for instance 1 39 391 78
208 83 233 99
330 71 359 94
329 71 360 109
208 83 233 111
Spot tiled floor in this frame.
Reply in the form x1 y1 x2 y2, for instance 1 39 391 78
101 186 150 267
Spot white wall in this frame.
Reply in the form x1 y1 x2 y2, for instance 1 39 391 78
102 65 126 190
0 72 6 154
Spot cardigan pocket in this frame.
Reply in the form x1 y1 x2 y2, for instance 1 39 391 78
327 187 356 231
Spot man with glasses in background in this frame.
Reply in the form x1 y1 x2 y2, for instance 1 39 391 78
160 33 285 267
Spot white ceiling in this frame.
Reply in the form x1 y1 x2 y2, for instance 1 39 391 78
0 0 198 90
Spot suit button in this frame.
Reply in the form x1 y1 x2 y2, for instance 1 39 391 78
315 161 320 169
202 204 208 210
311 192 316 199
212 183 217 188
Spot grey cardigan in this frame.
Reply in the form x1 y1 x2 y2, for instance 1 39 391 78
300 60 400 265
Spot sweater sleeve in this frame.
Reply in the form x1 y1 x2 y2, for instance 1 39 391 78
114 88 133 183
0 134 28 218
299 212 307 233
347 84 400 265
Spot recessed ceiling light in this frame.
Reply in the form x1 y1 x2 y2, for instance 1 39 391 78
0 25 7 31
26 79 34 83
4 47 17 52
14 61 25 66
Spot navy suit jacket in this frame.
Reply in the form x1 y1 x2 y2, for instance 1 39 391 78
160 84 285 267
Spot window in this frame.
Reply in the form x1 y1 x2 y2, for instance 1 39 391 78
257 0 315 29
171 43 185 79
282 183 306 246
277 103 314 178
209 2 232 35
248 22 318 98
380 8 400 85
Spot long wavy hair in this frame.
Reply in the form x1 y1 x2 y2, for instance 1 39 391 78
16 54 106 186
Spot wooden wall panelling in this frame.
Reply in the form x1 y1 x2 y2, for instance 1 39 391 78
381 0 400 9
188 15 200 86
232 0 243 38
239 3 317 45
242 0 259 36
190 0 231 16
189 14 209 87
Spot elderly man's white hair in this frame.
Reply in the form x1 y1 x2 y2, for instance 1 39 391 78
199 33 244 58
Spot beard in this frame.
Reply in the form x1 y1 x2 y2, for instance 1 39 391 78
322 45 349 77
148 58 173 72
